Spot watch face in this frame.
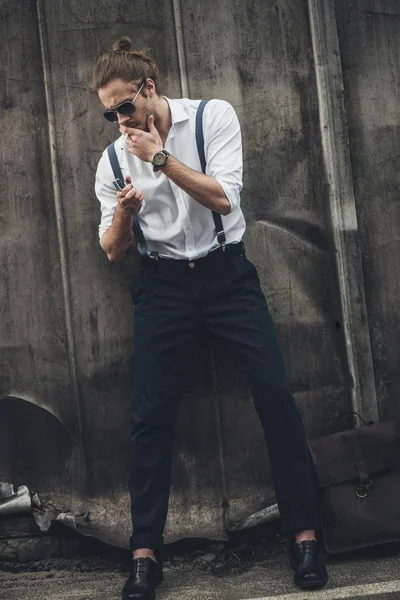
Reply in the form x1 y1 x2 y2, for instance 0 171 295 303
153 151 167 166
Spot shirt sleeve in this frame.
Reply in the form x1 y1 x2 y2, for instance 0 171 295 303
95 150 118 241
202 99 243 212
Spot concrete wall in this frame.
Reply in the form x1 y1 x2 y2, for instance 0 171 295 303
0 0 398 547
336 0 400 421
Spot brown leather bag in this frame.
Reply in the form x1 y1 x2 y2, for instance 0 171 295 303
308 414 400 553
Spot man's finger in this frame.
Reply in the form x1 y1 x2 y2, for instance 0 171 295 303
120 194 142 206
117 182 133 198
120 126 140 136
119 197 143 213
147 115 156 132
125 187 138 199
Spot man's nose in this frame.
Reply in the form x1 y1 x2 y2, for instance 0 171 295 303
117 111 130 126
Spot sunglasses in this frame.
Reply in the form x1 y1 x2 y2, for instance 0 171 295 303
103 82 145 123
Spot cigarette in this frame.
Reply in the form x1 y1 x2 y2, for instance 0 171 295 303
123 133 129 144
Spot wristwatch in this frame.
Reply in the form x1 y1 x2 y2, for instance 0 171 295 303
151 149 170 171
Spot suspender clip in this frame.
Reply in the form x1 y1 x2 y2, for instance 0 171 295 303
112 178 125 191
216 230 227 250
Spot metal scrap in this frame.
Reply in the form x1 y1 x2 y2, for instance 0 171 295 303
0 481 90 539
228 503 280 532
0 482 15 499
33 503 92 537
0 484 31 515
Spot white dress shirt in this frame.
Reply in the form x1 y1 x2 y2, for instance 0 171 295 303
95 98 246 260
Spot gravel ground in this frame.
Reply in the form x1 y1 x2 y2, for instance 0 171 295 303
2 534 400 600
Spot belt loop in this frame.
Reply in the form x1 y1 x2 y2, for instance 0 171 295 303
149 251 159 271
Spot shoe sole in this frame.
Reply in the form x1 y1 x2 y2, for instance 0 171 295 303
125 574 164 600
294 576 328 589
290 556 328 590
149 574 164 600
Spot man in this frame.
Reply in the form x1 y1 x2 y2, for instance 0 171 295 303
93 37 328 600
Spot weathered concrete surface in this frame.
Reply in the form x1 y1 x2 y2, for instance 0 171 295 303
179 0 353 529
0 0 353 549
0 0 87 523
0 1 73 428
1 544 400 600
335 0 400 421
1 0 400 551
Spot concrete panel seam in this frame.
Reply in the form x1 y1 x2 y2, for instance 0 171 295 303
172 0 190 98
35 0 89 482
308 0 378 421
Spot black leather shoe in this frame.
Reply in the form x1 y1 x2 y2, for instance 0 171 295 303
122 557 163 600
290 540 328 589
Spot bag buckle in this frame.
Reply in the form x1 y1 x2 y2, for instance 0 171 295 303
355 478 372 498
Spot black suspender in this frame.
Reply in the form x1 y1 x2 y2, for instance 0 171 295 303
195 100 226 249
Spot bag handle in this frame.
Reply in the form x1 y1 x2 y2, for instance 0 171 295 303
332 410 373 432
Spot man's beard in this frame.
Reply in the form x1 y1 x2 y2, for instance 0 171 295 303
126 106 159 132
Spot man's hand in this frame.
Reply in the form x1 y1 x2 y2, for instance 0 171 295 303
121 115 163 162
117 175 144 213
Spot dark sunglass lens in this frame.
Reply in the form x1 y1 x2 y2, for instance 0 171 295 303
103 101 136 123
104 111 118 123
117 101 136 116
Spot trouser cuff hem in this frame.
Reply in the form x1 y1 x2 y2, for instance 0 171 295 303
281 517 319 536
129 533 164 551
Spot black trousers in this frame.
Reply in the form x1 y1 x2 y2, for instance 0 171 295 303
129 243 319 551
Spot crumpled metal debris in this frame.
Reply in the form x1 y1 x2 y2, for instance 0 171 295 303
1 476 279 541
0 481 91 538
0 483 31 515
33 502 92 537
228 503 280 532
32 502 59 532
56 512 79 530
31 491 42 510
0 482 15 499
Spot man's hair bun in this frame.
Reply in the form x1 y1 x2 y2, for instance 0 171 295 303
112 37 133 53
92 37 162 93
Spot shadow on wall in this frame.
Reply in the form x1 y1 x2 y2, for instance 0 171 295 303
0 396 75 491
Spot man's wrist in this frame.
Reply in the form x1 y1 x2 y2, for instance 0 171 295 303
113 206 134 246
151 149 170 171
115 202 135 218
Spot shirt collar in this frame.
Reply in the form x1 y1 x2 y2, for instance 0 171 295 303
163 97 189 128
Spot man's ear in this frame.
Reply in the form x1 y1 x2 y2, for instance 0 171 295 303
144 78 156 97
